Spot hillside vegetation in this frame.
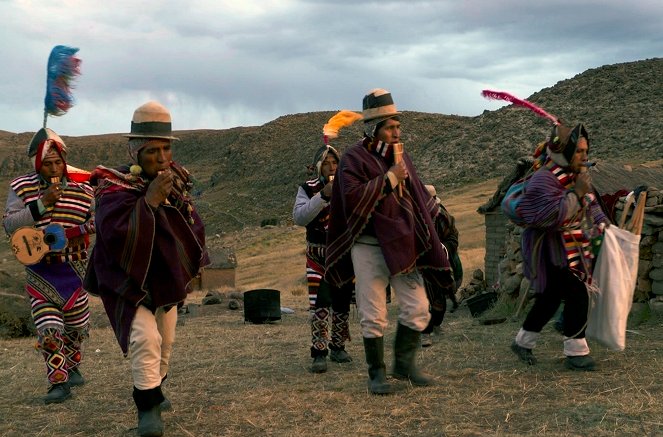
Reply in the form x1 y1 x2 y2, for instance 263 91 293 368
0 58 661 236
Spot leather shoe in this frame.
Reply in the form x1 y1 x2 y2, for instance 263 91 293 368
330 349 352 363
44 382 71 404
565 355 596 371
511 341 537 365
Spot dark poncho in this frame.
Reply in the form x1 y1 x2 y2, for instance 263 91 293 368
325 140 452 288
84 164 208 354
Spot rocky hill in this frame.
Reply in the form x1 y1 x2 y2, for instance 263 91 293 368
0 57 661 234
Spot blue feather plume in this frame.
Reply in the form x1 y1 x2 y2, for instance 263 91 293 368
43 45 81 126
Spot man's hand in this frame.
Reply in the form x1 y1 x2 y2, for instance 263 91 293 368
575 172 592 198
389 161 409 184
321 181 333 198
41 183 62 207
145 170 174 208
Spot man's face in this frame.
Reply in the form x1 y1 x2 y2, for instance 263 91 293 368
320 154 338 180
570 137 589 173
39 155 65 181
376 118 401 144
137 139 173 178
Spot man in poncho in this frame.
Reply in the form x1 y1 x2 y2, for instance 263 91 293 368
85 101 208 436
325 89 453 394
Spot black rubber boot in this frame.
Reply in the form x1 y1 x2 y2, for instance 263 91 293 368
363 337 395 395
133 386 165 437
392 323 433 387
159 375 172 412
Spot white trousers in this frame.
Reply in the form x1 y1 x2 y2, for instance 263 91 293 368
351 238 430 338
129 305 178 390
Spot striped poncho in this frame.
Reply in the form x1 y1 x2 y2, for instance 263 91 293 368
6 173 94 309
519 163 608 293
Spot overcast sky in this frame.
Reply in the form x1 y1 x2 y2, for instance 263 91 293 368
1 0 660 136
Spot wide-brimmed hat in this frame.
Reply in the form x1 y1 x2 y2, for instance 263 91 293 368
124 101 178 140
362 88 401 122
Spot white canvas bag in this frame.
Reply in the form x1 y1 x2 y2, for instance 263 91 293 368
587 192 644 351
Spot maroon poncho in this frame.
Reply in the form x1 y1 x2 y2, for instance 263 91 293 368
325 140 452 288
84 164 208 354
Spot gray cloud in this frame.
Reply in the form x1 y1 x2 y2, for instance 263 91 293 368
0 0 660 136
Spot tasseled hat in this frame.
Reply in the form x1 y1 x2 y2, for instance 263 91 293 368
547 123 589 166
362 88 401 138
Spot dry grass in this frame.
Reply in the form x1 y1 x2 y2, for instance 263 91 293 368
1 180 663 436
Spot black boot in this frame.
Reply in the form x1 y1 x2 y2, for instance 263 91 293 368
133 386 165 437
44 382 71 404
363 337 395 395
392 323 433 387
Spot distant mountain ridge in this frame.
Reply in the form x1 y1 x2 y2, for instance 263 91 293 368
0 58 661 234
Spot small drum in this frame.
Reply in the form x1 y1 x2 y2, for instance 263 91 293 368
243 289 281 324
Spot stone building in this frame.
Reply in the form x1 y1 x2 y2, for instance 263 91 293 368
191 247 238 290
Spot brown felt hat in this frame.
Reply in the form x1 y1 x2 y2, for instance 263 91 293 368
124 101 178 140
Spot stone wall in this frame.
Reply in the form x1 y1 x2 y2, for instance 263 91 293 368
483 211 509 288
495 187 663 312
621 188 663 306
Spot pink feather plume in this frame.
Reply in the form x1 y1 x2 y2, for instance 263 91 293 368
481 90 559 125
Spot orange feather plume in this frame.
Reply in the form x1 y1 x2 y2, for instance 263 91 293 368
323 110 363 141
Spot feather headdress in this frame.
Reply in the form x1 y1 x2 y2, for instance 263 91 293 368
43 45 81 127
322 110 363 144
481 90 559 125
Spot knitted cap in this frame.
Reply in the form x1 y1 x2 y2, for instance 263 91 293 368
549 123 589 164
27 128 67 172
27 127 65 158
124 101 178 140
312 145 340 177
